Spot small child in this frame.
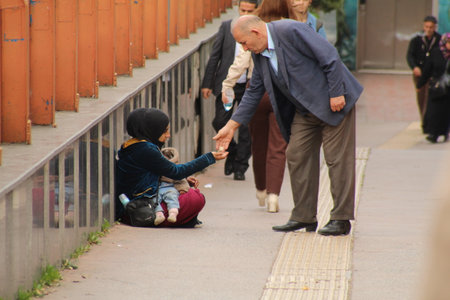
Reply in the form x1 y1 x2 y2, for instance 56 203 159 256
154 147 191 226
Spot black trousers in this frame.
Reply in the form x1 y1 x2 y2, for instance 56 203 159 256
212 83 251 173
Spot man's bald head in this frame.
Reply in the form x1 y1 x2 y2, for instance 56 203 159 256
231 15 265 36
231 15 268 54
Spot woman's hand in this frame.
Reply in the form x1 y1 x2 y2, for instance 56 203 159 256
212 151 229 161
187 177 199 189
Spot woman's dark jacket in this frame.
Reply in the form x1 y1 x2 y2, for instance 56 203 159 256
117 140 215 202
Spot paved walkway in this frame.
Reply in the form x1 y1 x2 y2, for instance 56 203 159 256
40 74 450 300
38 14 450 300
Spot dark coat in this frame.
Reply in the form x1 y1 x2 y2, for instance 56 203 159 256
232 20 363 142
417 47 448 90
417 47 450 136
201 20 237 96
406 31 442 71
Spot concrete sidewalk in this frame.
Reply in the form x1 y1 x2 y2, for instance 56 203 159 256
36 19 450 300
39 73 450 300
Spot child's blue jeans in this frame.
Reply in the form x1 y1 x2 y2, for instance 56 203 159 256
156 181 180 212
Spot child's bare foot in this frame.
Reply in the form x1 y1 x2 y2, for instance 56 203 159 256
167 208 179 223
154 211 166 226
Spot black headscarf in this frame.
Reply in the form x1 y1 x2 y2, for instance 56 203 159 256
126 108 169 148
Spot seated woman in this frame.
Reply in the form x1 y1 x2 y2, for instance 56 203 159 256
116 108 228 227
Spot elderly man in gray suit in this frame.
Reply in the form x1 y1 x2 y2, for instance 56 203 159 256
214 15 363 236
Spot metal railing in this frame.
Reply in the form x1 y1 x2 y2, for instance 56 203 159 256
0 26 220 300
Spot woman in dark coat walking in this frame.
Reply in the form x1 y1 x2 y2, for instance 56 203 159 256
417 33 450 143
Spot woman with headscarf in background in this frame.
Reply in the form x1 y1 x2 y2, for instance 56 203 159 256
417 33 450 143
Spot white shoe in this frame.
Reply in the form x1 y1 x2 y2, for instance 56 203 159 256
267 193 279 213
167 208 179 223
154 212 166 226
256 189 267 207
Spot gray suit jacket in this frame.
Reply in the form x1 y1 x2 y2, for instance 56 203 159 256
232 20 363 142
201 20 237 96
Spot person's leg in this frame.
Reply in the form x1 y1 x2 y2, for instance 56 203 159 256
155 186 167 225
414 75 428 131
158 188 206 227
321 108 356 221
265 110 288 213
212 93 237 175
265 110 287 196
233 123 251 179
160 185 180 223
286 112 322 223
249 95 270 192
233 83 251 179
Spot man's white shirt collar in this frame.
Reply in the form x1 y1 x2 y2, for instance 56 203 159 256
261 24 275 58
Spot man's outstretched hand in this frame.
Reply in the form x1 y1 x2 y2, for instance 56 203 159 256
213 120 240 151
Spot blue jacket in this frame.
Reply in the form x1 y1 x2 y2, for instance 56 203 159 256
306 12 326 39
116 140 215 203
232 20 363 142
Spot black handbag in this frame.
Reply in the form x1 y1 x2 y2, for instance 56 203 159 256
429 60 450 99
125 195 158 227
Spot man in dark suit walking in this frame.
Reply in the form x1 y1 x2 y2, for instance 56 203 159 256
201 0 257 181
214 15 364 236
406 16 441 133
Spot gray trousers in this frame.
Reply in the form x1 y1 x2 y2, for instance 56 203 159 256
286 108 356 223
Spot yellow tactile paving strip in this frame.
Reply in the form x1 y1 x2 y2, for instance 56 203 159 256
379 121 423 150
261 148 370 300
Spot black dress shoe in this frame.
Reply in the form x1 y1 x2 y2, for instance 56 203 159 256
318 220 351 236
224 157 234 175
233 171 245 181
272 220 318 232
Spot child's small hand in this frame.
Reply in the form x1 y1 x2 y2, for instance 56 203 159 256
212 151 228 161
187 177 199 189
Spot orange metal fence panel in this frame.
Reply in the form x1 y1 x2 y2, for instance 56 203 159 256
30 0 56 126
156 0 168 52
225 0 232 8
55 0 79 112
194 0 204 28
1 3 31 143
178 0 188 39
98 0 116 86
131 0 145 67
0 12 2 144
114 0 132 76
211 0 219 18
219 0 225 13
169 0 178 45
187 0 195 34
78 0 99 98
143 0 157 59
203 0 212 23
